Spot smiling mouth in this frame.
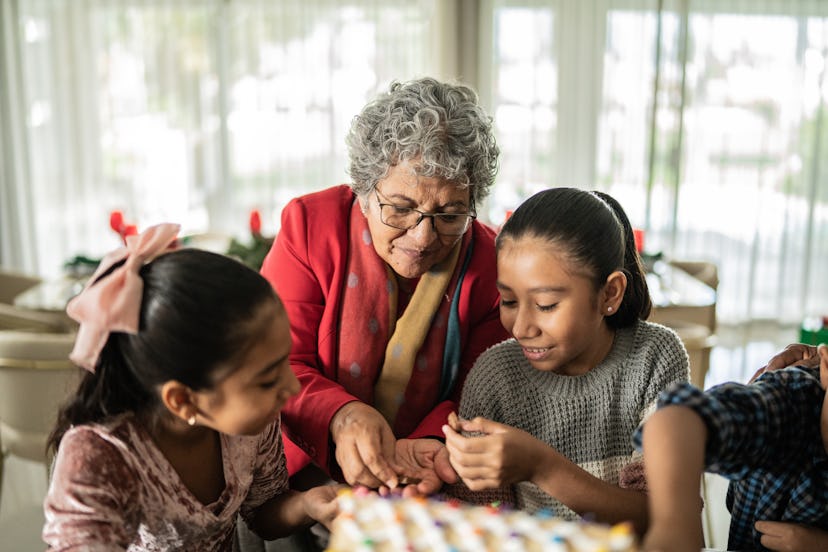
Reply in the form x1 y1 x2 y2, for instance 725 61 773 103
521 345 551 361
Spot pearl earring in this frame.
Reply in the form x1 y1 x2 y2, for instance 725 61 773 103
187 415 196 426
607 306 613 313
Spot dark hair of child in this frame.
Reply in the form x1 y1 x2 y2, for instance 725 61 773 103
496 187 651 328
47 248 280 454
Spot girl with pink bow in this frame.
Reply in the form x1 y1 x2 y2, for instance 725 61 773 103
43 223 340 550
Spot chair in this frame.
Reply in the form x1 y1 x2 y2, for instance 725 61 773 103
669 260 719 292
0 303 73 333
0 270 41 305
0 330 79 505
649 259 719 388
663 320 717 389
666 260 718 333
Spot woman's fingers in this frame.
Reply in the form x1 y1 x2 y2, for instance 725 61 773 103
336 440 386 488
356 439 399 488
332 402 398 488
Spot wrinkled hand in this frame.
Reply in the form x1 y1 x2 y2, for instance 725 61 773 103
303 484 345 531
330 401 397 488
751 343 818 382
383 438 458 497
442 415 550 490
756 520 828 551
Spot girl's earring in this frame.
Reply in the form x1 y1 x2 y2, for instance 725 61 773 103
187 415 197 426
607 306 613 313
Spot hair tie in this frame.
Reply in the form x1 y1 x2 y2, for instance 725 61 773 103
66 223 181 372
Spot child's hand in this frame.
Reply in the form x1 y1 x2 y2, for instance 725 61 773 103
755 520 828 551
446 411 462 431
302 484 344 530
442 416 550 490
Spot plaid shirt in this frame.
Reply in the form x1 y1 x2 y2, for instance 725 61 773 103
633 366 828 551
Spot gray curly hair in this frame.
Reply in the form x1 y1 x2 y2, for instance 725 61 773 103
345 77 499 209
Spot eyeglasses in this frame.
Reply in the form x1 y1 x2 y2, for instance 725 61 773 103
374 188 475 236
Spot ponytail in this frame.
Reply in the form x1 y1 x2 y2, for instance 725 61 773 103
47 339 154 456
47 249 279 455
592 192 652 328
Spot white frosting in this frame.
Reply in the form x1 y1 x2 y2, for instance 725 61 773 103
327 490 638 552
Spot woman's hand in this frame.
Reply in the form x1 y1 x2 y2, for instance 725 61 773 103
756 520 828 551
302 484 344 531
750 343 818 382
329 401 398 488
442 415 551 490
384 438 458 497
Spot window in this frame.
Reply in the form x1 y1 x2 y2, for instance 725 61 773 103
3 0 827 326
2 0 444 275
485 0 828 324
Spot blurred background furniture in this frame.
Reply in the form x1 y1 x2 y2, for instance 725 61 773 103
0 304 72 333
0 330 78 506
10 277 81 333
648 259 718 389
1 268 76 333
0 270 41 305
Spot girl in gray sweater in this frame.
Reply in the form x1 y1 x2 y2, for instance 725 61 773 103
443 188 688 537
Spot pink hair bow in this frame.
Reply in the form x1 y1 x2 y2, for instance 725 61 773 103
66 223 181 372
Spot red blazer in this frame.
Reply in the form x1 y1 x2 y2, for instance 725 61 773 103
261 185 508 477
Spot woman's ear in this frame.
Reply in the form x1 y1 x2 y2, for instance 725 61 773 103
160 381 198 424
602 270 627 315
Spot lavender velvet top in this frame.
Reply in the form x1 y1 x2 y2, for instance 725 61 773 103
43 414 288 551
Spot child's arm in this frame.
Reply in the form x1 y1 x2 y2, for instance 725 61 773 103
244 420 341 539
443 416 650 535
639 406 707 552
248 485 341 539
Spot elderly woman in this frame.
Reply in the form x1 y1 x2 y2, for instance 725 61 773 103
260 77 509 495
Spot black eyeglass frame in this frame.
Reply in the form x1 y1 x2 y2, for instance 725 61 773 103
373 188 476 236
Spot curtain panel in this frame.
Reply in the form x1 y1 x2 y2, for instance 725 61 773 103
483 0 828 326
0 0 450 274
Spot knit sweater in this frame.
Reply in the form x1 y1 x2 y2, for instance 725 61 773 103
458 319 689 519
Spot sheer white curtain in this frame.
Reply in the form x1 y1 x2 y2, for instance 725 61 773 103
482 0 828 326
3 0 827 329
0 0 454 277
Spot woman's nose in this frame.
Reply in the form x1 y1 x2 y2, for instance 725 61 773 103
406 215 438 244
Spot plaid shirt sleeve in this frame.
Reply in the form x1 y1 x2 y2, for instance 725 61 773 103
633 366 828 550
633 366 824 478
